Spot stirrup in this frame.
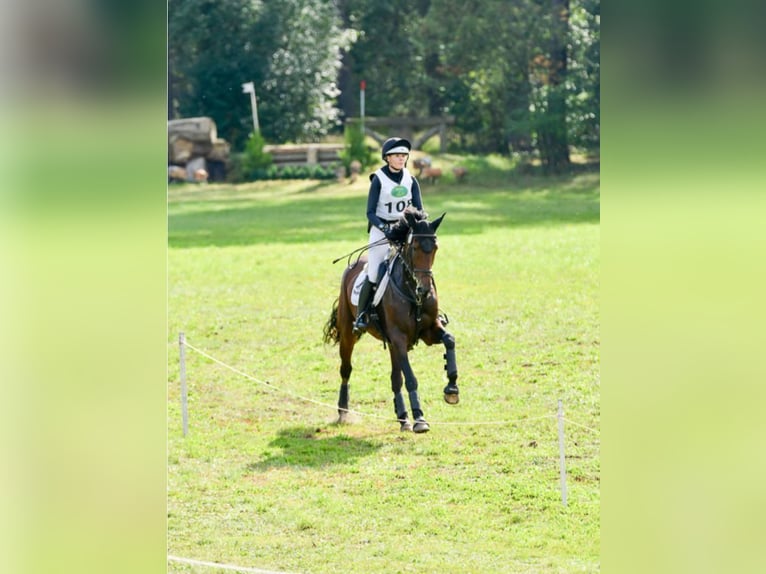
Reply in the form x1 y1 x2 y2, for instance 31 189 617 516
353 314 368 332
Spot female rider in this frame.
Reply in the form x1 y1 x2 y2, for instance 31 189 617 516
354 137 424 332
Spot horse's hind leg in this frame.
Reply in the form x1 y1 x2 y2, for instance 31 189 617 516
442 330 460 404
336 287 356 423
337 332 354 423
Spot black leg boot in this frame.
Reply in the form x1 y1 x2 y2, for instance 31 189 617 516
353 278 375 333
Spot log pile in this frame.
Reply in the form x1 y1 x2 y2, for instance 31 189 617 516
168 117 230 182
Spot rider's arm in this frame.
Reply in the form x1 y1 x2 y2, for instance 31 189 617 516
366 175 390 232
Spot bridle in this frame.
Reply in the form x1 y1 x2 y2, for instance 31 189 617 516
404 227 437 267
400 230 436 322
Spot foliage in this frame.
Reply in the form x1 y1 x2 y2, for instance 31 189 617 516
258 164 339 181
422 1 530 149
169 0 600 170
342 0 428 116
228 152 339 183
241 131 273 174
338 122 375 173
566 0 601 151
167 170 600 572
168 0 266 149
258 0 356 142
339 0 599 167
169 0 353 149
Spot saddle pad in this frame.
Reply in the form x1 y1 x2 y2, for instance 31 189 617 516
351 262 392 307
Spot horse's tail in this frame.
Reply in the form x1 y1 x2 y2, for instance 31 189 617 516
323 298 340 345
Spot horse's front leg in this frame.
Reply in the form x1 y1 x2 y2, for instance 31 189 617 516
421 325 460 405
390 337 429 433
441 330 460 404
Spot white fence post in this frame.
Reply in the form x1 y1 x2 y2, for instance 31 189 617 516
557 399 567 506
180 332 188 437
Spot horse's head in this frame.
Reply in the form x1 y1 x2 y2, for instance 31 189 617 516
400 208 446 298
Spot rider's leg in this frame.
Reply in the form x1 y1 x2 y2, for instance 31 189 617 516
353 227 388 332
353 278 375 331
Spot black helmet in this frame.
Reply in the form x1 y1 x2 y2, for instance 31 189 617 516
381 137 412 160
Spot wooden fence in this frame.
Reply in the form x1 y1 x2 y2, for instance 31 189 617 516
263 144 343 167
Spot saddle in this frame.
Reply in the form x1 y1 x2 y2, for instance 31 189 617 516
351 250 398 307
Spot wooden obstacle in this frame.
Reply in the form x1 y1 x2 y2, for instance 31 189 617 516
262 143 343 167
346 116 455 153
168 116 230 182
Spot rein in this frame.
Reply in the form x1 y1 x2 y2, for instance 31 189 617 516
332 238 389 266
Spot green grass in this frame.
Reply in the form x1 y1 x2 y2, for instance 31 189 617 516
168 169 600 573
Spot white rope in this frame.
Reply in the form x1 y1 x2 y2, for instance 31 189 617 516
430 413 556 426
561 416 600 434
183 340 396 423
168 555 298 574
181 339 597 431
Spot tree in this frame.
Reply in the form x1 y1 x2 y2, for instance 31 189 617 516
257 0 354 142
529 0 571 172
567 0 600 152
169 0 353 148
169 0 599 159
169 0 266 149
414 0 539 154
339 0 428 117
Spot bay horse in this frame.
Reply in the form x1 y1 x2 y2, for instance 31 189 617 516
323 207 460 433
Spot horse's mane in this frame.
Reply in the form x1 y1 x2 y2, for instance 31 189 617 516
388 206 429 243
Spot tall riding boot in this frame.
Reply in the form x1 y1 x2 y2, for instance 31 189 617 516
353 278 375 332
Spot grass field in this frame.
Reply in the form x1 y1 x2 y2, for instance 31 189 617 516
167 166 600 573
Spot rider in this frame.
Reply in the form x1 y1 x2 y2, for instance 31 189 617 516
353 137 424 332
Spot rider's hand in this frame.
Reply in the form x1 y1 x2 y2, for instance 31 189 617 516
383 225 397 241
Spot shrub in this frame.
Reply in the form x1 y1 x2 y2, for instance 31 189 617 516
242 132 273 177
338 123 375 175
225 152 246 183
226 146 340 183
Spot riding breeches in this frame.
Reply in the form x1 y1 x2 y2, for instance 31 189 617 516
367 226 390 283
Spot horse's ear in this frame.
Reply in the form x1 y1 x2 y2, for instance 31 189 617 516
431 212 446 232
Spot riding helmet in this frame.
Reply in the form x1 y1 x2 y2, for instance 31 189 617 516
381 137 412 160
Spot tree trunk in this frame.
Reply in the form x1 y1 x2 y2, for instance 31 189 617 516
540 0 571 173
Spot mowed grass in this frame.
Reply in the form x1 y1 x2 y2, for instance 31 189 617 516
167 170 600 573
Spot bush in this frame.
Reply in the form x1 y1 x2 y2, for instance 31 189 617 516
225 153 246 183
242 132 273 177
226 141 340 183
243 162 339 182
338 123 375 175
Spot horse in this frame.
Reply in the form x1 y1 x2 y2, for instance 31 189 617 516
323 207 460 433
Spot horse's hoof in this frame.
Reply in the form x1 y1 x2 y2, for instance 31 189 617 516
412 417 430 433
443 384 459 404
400 420 413 432
337 411 348 424
444 393 459 405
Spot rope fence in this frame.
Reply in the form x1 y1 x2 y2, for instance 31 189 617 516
178 334 600 432
168 555 297 574
175 333 600 504
170 333 600 572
